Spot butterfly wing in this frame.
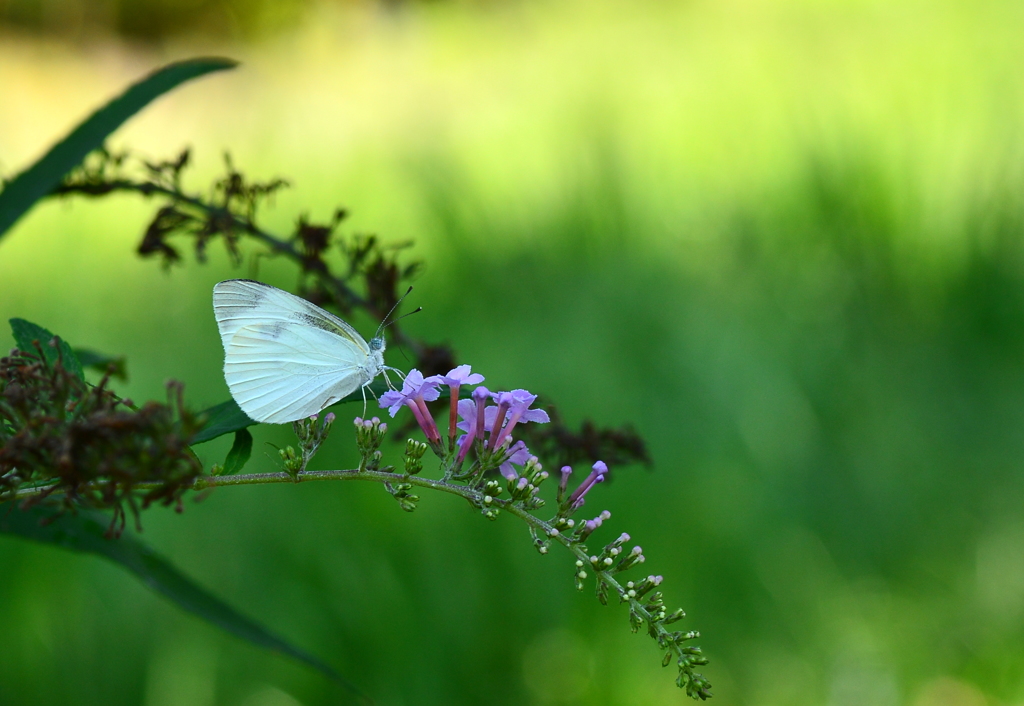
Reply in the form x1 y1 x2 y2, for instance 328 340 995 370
223 321 371 424
213 279 369 354
213 280 375 424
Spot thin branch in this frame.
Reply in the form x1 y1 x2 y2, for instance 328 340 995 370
52 177 434 358
53 179 363 308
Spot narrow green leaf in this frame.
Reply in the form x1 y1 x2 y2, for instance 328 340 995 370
192 381 392 445
74 348 128 380
193 399 256 445
223 429 254 475
0 503 368 703
9 318 84 380
0 57 238 239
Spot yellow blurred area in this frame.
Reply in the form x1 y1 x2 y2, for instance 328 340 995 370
4 0 1022 254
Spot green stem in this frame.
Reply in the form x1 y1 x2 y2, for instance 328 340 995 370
10 467 478 501
498 501 692 674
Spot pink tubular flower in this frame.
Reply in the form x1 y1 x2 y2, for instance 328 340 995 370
437 365 485 446
455 398 480 434
379 369 443 445
489 389 549 449
566 460 609 510
485 392 513 450
455 387 494 465
472 386 493 441
558 465 573 503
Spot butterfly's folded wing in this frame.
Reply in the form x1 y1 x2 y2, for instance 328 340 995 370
224 322 369 424
213 279 369 353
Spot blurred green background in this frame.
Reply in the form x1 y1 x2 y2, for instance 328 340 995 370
3 0 1024 704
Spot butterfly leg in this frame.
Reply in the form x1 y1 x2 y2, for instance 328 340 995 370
382 366 406 390
361 381 383 418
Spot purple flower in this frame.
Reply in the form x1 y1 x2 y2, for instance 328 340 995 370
489 389 550 450
455 387 495 465
379 369 442 415
498 440 532 480
437 365 485 446
456 397 480 433
437 365 485 387
472 386 493 439
566 460 609 510
378 369 443 444
558 465 573 503
485 392 513 449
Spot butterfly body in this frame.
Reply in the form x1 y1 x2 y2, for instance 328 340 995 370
213 279 387 424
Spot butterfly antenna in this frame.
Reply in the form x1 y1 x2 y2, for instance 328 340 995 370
384 306 423 330
374 286 414 340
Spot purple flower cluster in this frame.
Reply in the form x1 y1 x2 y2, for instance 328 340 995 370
379 366 614 510
379 370 443 448
378 365 549 477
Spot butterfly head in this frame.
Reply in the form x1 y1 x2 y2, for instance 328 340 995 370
366 335 387 382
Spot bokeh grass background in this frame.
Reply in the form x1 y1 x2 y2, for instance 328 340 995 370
3 1 1024 704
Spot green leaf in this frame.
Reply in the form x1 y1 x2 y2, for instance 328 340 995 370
193 399 256 445
223 429 254 475
74 348 128 380
192 381 392 445
0 57 238 240
9 318 84 380
0 503 368 703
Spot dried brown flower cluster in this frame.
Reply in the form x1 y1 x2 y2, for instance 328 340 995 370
0 341 203 536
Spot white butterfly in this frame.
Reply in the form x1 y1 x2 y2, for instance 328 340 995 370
213 279 395 424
